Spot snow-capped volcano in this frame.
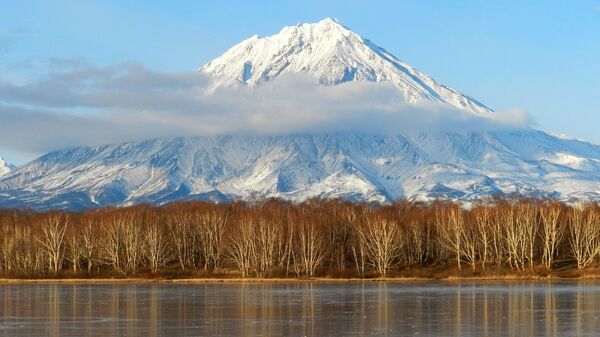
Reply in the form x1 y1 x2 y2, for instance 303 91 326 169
200 18 491 116
0 158 15 177
1 18 599 210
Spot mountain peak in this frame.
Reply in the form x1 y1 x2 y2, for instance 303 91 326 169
254 18 349 41
317 17 341 25
290 17 343 28
199 18 492 115
289 17 348 33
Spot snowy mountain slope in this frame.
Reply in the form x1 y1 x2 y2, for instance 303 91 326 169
1 18 599 210
200 18 491 116
0 158 15 178
2 131 600 210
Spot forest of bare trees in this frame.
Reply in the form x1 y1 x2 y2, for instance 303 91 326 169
1 198 600 279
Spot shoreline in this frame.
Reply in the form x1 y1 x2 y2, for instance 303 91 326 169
2 275 600 284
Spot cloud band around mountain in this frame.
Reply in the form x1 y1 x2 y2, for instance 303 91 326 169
0 62 532 154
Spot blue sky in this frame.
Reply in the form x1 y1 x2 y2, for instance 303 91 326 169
1 0 599 164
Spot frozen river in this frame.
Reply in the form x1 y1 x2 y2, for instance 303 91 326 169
1 281 600 336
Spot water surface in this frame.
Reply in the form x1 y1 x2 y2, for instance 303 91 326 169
1 281 600 336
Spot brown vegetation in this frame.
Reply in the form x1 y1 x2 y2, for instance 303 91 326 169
1 198 600 279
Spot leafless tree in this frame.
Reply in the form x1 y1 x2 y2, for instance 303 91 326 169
144 216 170 274
167 210 197 270
403 219 426 266
227 217 255 277
0 198 598 279
252 217 282 277
0 220 16 274
79 217 99 275
194 209 229 271
472 205 493 269
37 213 69 275
436 205 466 270
539 201 564 269
121 213 143 275
569 204 600 269
292 217 326 277
355 214 403 277
66 225 84 273
100 216 125 274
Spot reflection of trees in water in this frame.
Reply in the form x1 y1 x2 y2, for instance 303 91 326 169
2 282 600 336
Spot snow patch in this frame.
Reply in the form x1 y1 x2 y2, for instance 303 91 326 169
0 158 16 178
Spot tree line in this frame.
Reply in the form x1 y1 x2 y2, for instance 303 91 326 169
1 198 599 278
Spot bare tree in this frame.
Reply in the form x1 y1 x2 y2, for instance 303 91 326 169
100 216 125 274
569 204 600 269
194 209 229 271
292 217 326 277
490 205 506 264
472 205 493 269
227 217 255 277
79 217 99 275
122 213 143 275
37 213 69 275
167 210 197 270
144 218 170 274
228 212 283 278
324 202 353 273
0 198 597 279
355 214 403 277
503 202 537 270
252 217 282 277
539 201 564 269
519 202 538 269
436 205 466 270
403 220 424 266
16 225 44 276
280 211 296 276
0 220 16 274
65 225 84 273
349 213 368 277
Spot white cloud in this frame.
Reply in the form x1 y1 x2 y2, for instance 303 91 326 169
0 63 532 154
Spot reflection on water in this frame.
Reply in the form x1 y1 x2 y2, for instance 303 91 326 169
1 281 600 336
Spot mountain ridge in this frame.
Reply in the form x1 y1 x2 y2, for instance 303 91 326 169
2 130 600 211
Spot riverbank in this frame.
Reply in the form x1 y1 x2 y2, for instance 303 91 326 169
2 274 600 283
2 261 599 283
